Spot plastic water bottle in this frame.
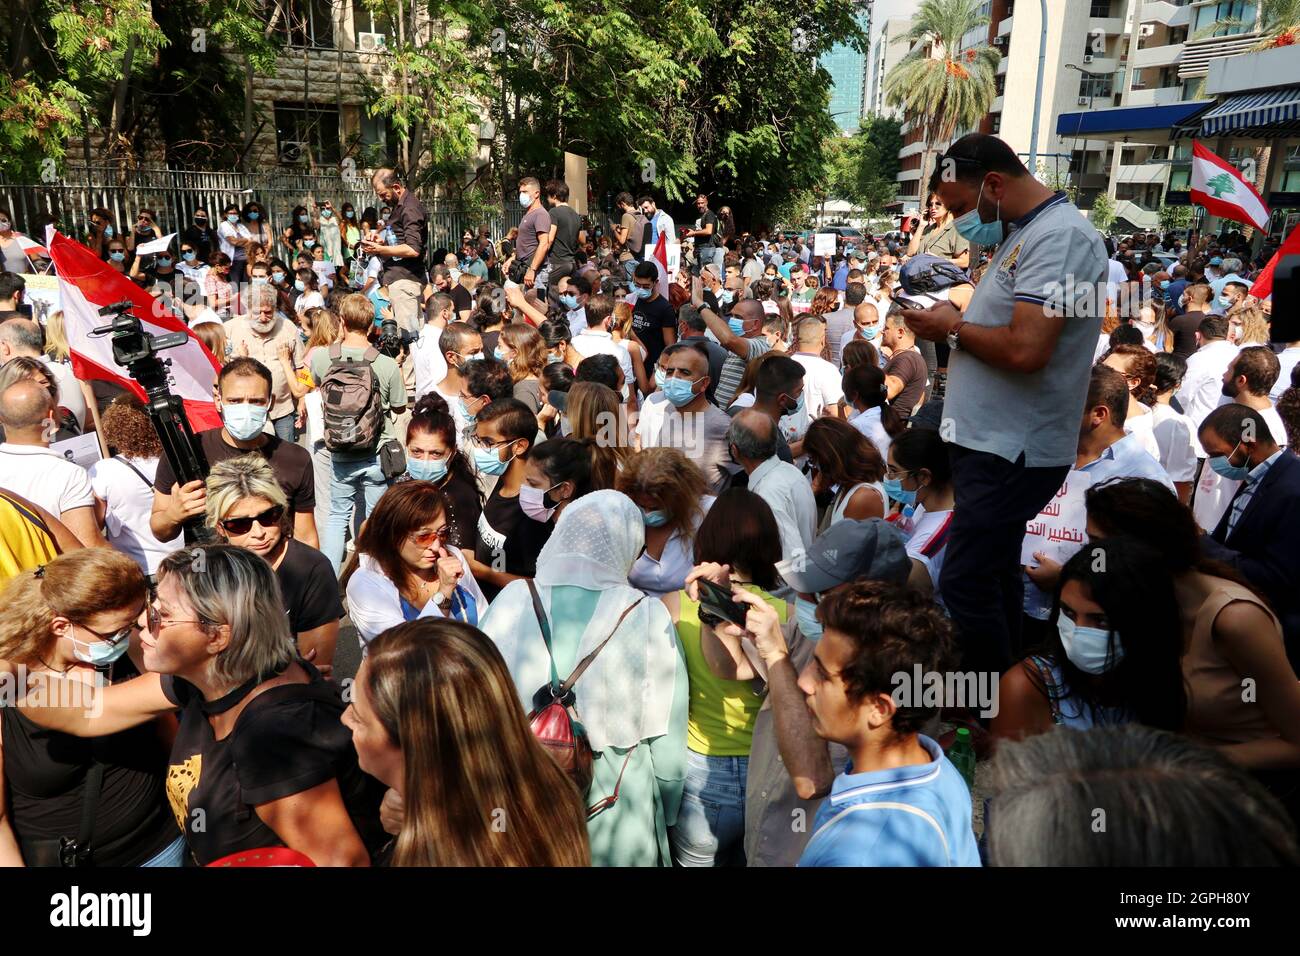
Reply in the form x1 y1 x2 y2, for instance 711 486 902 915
949 727 976 793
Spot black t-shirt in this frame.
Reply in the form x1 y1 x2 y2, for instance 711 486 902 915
452 284 474 317
696 209 721 248
1170 310 1207 359
474 483 527 600
632 294 677 369
504 510 554 579
549 205 581 268
381 190 428 286
1 661 175 867
160 665 386 866
154 429 315 515
438 470 483 552
884 348 929 419
275 538 343 636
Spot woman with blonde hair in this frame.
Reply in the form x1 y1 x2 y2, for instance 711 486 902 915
193 321 227 366
0 548 184 866
343 618 591 866
205 454 340 674
43 310 70 363
17 544 386 866
1231 302 1270 346
618 446 713 599
611 300 651 397
498 322 547 414
566 381 627 489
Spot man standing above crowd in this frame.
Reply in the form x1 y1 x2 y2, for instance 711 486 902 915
686 194 723 273
545 179 581 302
364 168 427 334
513 177 553 295
900 132 1107 676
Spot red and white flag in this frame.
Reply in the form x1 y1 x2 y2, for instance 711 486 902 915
45 228 222 431
652 230 670 299
14 234 48 261
1190 141 1271 231
1249 222 1300 300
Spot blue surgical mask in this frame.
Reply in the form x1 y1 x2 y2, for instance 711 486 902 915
783 391 805 417
953 180 1004 247
248 211 260 220
1056 613 1123 675
858 323 880 340
662 376 700 407
560 293 580 310
407 457 449 482
1159 279 1170 290
272 271 286 283
299 214 310 224
473 446 512 476
640 507 669 527
1218 294 1232 308
295 279 306 292
304 239 316 248
321 209 333 219
634 287 652 300
183 251 196 262
727 317 746 335
494 346 508 361
102 224 114 238
221 402 269 441
794 596 823 641
883 476 917 506
1209 442 1250 481
654 367 667 390
156 256 172 267
227 214 239 224
547 351 564 364
67 633 129 668
717 290 734 306
460 398 479 423
109 251 125 262
519 192 532 208
345 210 355 219
253 276 268 286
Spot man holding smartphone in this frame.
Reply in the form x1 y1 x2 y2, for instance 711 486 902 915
364 168 428 334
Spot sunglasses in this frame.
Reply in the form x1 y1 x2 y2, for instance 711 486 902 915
408 526 451 548
146 601 208 635
219 504 285 536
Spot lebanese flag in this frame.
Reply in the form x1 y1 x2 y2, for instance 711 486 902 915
13 234 48 261
45 228 222 431
652 230 670 299
1249 222 1300 300
1191 141 1271 231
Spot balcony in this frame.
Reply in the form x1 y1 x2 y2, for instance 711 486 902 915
1089 16 1127 39
1079 56 1119 74
1113 198 1161 230
1133 42 1184 69
1178 32 1262 80
992 94 1004 113
1116 163 1169 185
899 140 926 159
1139 1 1191 28
997 15 1013 37
997 56 1008 75
1124 84 1188 106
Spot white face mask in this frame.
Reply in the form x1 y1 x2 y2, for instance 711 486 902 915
1056 613 1124 675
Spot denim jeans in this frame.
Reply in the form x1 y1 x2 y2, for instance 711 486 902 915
699 246 726 272
670 749 748 867
271 412 296 442
322 456 390 572
141 835 188 867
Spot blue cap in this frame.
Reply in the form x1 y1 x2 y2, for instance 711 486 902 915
1209 256 1223 266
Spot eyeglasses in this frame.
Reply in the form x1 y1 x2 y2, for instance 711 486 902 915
407 526 451 548
75 609 145 646
147 601 208 635
884 467 915 481
470 433 512 451
219 504 285 536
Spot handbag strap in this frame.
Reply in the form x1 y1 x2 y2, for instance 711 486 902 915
64 745 104 865
525 579 560 689
114 455 154 491
525 581 646 697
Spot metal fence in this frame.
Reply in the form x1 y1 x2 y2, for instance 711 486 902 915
0 167 522 254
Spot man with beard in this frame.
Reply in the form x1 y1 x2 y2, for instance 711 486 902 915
225 282 305 441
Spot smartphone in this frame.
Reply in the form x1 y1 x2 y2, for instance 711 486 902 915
893 294 928 311
696 578 747 629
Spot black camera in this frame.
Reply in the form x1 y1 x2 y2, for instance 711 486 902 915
376 318 417 359
92 300 211 542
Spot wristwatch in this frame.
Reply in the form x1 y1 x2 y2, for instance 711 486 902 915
430 590 448 608
947 320 967 352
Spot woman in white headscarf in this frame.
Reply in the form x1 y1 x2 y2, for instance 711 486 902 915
479 490 687 867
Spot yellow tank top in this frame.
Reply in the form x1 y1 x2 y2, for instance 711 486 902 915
0 491 59 587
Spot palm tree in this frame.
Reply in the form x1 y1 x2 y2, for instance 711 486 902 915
883 0 1001 198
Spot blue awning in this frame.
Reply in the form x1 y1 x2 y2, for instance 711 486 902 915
1199 87 1300 138
1055 100 1213 139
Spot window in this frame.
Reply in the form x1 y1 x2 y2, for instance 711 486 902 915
274 103 342 167
1193 2 1257 37
1079 74 1113 99
284 0 334 49
353 2 394 46
359 111 398 167
1090 1 1113 17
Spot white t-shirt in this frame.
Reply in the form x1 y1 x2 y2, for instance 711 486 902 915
848 406 891 461
570 329 634 391
1122 405 1161 460
566 307 588 340
217 220 251 260
1150 402 1198 483
412 324 449 401
791 352 844 419
896 504 954 606
346 549 485 646
89 455 174 573
839 327 884 367
38 356 87 427
1271 346 1300 404
0 443 95 518
294 290 325 315
636 393 671 450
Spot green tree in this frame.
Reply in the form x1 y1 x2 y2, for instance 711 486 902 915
883 0 1000 195
827 117 904 219
1157 203 1194 231
1090 193 1116 232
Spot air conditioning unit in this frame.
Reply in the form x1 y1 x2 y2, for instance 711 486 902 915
1083 54 1095 63
993 34 1008 47
1139 23 1155 38
279 141 307 164
357 32 387 52
1078 96 1091 105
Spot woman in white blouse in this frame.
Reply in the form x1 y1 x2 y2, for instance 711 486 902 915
341 481 486 646
617 447 714 599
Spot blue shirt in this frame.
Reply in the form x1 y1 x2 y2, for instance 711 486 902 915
1165 278 1189 316
798 735 981 867
1227 448 1284 538
832 263 849 292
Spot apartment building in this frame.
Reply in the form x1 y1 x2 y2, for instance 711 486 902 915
866 17 915 121
824 5 877 134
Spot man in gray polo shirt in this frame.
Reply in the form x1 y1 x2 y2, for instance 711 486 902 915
900 133 1107 675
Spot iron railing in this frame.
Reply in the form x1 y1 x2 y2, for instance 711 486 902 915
0 166 522 253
